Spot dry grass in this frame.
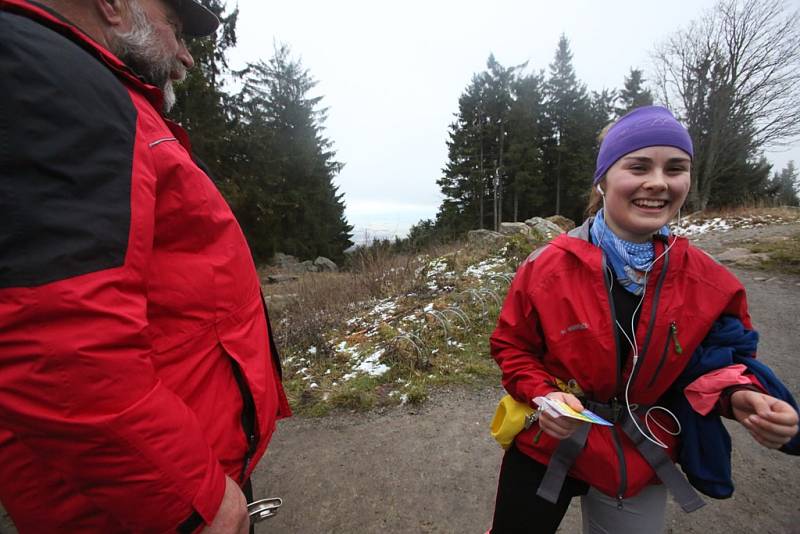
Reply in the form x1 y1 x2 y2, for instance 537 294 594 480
260 237 531 415
261 241 471 355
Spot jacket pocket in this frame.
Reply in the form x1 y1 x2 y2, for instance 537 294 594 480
647 321 681 388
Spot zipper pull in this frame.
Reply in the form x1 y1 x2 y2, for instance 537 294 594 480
670 322 683 354
617 495 624 510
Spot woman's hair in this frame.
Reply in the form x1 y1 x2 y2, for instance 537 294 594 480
585 122 615 216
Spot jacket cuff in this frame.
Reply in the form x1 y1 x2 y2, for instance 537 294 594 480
685 364 763 415
188 457 227 529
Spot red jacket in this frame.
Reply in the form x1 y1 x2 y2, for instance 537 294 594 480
490 219 751 499
0 1 290 531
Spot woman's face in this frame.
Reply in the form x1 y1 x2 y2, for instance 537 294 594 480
601 146 691 243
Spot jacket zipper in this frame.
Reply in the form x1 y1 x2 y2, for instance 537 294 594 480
230 358 259 483
627 240 670 386
647 321 681 388
601 238 671 505
601 253 628 503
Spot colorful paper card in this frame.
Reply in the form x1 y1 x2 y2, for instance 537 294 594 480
533 396 614 426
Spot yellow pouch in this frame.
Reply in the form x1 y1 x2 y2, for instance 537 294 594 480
490 394 535 449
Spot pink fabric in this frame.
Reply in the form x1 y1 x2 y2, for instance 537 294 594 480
684 364 764 415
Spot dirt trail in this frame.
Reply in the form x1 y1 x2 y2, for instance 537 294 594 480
2 226 799 533
251 228 800 534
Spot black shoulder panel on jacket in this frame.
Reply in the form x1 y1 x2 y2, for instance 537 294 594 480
0 11 137 288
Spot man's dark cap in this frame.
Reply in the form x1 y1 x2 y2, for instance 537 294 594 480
167 0 220 37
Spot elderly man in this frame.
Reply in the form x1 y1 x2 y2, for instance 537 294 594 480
0 0 290 532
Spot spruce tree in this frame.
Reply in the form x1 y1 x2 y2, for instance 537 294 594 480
238 45 352 263
544 35 596 222
437 73 491 232
769 161 800 206
505 72 549 221
616 68 653 117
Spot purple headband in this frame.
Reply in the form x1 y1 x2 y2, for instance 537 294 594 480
593 106 693 184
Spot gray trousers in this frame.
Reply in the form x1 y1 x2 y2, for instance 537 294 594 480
581 484 667 534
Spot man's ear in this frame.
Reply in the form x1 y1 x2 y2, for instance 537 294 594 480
94 0 126 27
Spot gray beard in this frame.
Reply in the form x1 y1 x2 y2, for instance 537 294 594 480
108 0 184 112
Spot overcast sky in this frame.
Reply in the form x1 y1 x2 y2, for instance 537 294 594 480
226 0 800 241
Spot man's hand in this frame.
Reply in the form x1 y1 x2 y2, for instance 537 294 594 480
538 392 586 440
203 476 249 534
731 390 799 449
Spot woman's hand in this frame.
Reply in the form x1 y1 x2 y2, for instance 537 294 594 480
538 392 586 440
731 390 799 449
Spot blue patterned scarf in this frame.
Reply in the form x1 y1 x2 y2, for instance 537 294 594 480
590 209 669 295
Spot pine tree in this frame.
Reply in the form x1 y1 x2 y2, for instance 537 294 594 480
616 68 653 116
483 55 522 229
544 35 596 222
237 45 352 263
768 161 800 206
505 71 549 221
437 73 490 232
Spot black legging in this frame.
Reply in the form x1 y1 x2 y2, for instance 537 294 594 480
491 444 589 534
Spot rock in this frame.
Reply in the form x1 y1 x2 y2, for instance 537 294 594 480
546 215 576 232
715 248 757 263
467 229 505 245
499 222 530 236
524 217 563 241
733 253 771 267
287 260 318 274
266 274 299 284
272 252 299 268
314 256 338 272
715 248 772 267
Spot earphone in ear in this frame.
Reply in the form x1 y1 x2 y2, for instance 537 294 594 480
596 184 605 196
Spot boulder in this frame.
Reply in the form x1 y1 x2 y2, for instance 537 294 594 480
499 222 531 236
467 229 505 245
715 248 771 267
272 252 299 268
715 248 755 263
524 217 563 241
546 215 576 232
314 256 338 272
297 260 318 273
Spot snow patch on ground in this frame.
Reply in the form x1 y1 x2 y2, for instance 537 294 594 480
672 217 732 236
464 257 506 278
353 349 390 377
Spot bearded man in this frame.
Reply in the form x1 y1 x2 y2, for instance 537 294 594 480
0 1 290 532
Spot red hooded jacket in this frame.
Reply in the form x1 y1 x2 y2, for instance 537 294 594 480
0 1 290 531
490 219 751 499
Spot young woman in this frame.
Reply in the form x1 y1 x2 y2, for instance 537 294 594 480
489 106 799 533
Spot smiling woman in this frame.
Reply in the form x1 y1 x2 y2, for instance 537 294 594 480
488 105 799 534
